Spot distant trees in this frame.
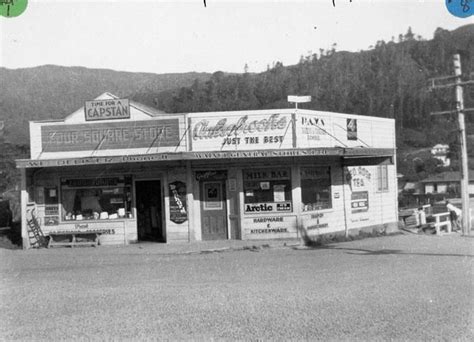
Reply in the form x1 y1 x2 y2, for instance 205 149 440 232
153 25 473 183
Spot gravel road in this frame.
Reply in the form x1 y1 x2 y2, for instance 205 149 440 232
1 234 473 340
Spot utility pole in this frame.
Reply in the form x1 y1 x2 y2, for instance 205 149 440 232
430 54 473 236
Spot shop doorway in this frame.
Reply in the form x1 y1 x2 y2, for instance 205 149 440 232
135 180 164 242
200 180 227 240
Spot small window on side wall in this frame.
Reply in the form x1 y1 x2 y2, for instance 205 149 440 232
301 166 332 211
377 165 389 192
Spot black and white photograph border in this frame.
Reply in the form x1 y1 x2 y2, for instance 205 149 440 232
1 0 473 340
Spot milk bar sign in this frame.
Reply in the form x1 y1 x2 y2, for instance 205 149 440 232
85 99 130 121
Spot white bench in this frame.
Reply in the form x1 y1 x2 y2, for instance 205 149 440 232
47 230 108 248
430 213 452 235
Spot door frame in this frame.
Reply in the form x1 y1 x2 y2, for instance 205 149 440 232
133 178 165 242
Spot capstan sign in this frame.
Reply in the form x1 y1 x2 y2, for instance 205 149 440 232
84 99 130 121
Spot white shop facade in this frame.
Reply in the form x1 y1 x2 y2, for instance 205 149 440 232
17 93 398 248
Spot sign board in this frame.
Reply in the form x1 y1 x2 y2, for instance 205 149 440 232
195 170 228 181
243 215 298 238
169 181 187 224
347 166 371 215
244 201 292 214
85 99 130 121
287 95 311 103
41 119 180 152
351 191 369 213
296 114 332 148
303 212 330 230
347 118 358 140
17 147 394 168
189 113 293 151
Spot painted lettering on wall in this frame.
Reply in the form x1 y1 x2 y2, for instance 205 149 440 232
306 212 329 230
41 119 180 152
191 114 290 150
244 215 297 237
195 170 228 181
307 223 328 230
347 166 372 190
243 170 290 180
300 116 327 141
250 228 288 234
193 114 287 139
253 217 283 223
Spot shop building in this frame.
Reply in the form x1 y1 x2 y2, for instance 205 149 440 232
16 93 398 248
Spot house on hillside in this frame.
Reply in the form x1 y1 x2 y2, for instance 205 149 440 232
431 144 450 167
420 170 474 196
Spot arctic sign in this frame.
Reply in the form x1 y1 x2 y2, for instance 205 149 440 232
84 99 130 121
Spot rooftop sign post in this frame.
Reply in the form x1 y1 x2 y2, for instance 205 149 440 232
287 95 311 110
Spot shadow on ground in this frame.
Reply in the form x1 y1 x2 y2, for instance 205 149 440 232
0 222 22 249
294 244 473 258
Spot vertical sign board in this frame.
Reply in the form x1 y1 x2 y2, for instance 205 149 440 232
347 166 372 224
168 181 187 224
190 113 293 151
347 119 358 141
85 99 130 121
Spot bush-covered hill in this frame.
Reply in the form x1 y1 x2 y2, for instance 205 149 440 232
0 25 473 193
136 24 474 181
0 65 211 145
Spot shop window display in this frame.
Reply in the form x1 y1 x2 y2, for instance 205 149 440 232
301 166 332 211
243 169 292 212
61 177 132 221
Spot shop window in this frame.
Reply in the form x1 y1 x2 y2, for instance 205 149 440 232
243 169 292 213
377 165 389 192
44 187 58 205
60 176 132 221
301 166 332 211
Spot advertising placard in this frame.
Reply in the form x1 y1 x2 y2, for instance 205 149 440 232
347 118 358 140
244 201 292 214
296 114 332 147
351 191 369 213
85 99 130 121
168 181 187 224
190 113 293 151
347 166 371 215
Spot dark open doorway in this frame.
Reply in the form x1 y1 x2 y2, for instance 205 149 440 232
135 180 164 242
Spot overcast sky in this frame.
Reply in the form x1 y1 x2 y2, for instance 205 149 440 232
0 0 470 74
